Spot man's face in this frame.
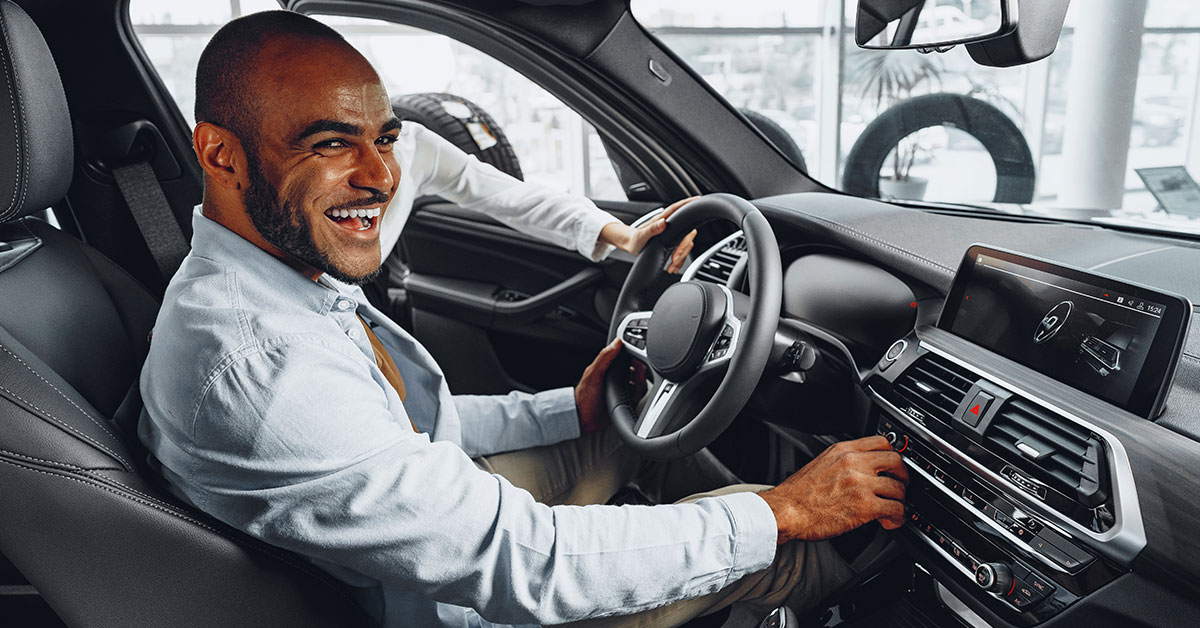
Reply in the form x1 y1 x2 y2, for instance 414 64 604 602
240 38 402 284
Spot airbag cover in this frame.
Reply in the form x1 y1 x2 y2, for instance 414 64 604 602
647 281 727 380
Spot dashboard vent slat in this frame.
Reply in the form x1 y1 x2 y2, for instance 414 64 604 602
985 397 1107 507
893 354 976 425
692 235 746 285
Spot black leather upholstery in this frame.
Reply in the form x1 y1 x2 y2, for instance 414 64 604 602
0 3 370 625
0 1 72 223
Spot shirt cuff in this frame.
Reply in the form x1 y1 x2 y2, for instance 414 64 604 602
579 213 622 262
533 387 582 445
715 491 779 578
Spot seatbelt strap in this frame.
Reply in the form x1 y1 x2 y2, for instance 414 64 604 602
112 160 190 281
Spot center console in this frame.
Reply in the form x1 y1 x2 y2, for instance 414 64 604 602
862 245 1192 625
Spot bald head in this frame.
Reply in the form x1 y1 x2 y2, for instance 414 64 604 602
195 10 353 145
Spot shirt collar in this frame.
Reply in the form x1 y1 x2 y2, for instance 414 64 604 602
189 207 350 316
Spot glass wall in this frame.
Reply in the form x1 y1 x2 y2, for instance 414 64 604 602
130 0 625 199
635 0 1200 218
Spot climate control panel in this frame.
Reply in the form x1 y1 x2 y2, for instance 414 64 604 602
876 415 1120 624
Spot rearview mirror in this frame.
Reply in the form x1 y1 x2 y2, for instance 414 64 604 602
856 0 1016 50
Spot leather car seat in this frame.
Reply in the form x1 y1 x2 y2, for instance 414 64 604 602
0 3 369 626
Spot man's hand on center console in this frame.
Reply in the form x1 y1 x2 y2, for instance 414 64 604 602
758 436 908 544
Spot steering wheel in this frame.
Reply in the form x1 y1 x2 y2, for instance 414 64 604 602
605 193 782 460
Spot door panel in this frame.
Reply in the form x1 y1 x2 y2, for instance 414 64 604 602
397 199 659 395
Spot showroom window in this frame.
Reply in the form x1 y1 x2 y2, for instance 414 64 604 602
634 0 1200 212
129 0 626 200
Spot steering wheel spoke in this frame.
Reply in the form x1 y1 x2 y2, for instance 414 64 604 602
634 378 686 438
698 290 742 372
616 311 653 360
605 194 781 459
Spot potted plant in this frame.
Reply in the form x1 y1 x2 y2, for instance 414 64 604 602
847 49 944 199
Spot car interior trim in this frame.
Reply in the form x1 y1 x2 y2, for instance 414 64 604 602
869 338 1147 563
902 448 1072 575
679 229 744 282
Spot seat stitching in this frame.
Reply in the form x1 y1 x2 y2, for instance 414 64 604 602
0 7 26 220
0 382 131 469
0 456 362 606
0 446 83 470
0 344 124 443
757 201 955 274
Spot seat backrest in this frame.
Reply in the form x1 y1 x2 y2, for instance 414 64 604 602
0 3 369 626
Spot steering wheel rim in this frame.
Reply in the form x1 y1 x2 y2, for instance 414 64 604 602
605 193 782 460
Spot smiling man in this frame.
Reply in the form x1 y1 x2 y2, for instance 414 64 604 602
138 10 907 628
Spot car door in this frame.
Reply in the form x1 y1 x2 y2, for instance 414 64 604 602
395 197 658 395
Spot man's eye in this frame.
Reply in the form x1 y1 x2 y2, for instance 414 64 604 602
376 135 397 147
314 139 348 150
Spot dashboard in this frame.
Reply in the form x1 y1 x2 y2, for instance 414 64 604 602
685 192 1200 627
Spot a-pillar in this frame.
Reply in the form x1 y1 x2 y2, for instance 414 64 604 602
1058 0 1147 209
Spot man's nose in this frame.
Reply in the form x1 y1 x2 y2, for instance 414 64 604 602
349 144 396 193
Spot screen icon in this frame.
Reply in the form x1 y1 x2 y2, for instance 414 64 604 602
1117 296 1124 304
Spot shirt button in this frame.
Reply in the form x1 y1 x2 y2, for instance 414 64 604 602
336 299 354 311
347 327 361 340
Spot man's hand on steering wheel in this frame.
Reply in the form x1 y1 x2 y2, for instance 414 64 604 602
605 193 783 460
575 338 624 433
601 197 699 271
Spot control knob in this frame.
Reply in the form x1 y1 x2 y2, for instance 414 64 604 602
883 431 898 446
975 562 1014 594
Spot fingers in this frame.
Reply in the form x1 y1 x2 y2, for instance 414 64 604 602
841 434 894 452
868 474 907 501
875 498 906 530
666 229 697 274
858 450 908 482
590 338 623 373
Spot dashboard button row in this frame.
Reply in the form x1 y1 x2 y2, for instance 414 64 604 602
909 508 1057 611
880 419 1096 573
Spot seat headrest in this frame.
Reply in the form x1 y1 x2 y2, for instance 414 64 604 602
0 1 72 223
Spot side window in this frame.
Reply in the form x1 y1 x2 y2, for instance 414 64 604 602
129 2 627 201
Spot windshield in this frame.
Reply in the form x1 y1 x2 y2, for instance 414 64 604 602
633 1 1200 236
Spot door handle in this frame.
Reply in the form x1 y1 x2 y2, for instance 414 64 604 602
404 267 603 326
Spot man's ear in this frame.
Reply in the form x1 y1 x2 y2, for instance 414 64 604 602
193 122 246 190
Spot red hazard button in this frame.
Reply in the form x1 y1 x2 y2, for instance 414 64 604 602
962 391 995 427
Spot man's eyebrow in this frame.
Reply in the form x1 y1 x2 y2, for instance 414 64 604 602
380 117 402 134
295 120 362 142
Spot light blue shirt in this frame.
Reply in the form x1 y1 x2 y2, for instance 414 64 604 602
139 210 778 627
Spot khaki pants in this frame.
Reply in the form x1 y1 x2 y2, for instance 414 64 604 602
475 429 854 628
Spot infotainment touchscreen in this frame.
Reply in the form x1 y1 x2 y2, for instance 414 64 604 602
939 246 1191 418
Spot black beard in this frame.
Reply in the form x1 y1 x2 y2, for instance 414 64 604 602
243 147 381 286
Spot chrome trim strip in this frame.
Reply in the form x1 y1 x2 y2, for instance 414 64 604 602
636 380 677 438
680 230 744 282
905 456 1070 574
615 311 652 361
697 285 742 372
912 531 1013 608
873 340 1146 563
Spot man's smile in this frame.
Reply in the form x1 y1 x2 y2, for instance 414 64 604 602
323 206 382 234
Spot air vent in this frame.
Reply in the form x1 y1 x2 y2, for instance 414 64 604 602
893 354 976 424
985 398 1107 507
693 235 747 284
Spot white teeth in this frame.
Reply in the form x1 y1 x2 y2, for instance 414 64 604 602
326 207 381 220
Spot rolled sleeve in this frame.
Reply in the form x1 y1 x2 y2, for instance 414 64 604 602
413 123 620 261
713 492 779 581
178 342 785 626
454 387 581 457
